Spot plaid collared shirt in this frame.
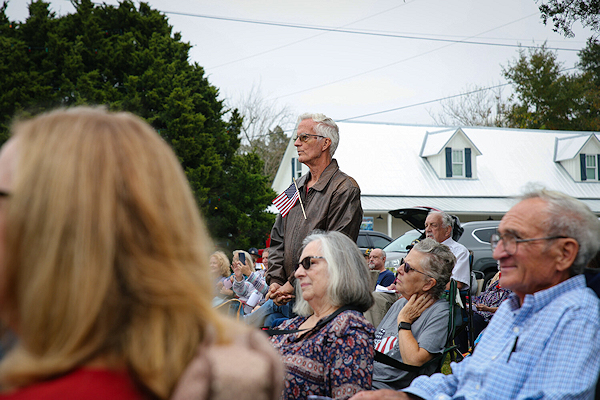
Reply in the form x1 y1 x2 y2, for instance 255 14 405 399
405 275 600 400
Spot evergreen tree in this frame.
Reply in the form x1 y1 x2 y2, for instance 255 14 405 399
0 0 276 251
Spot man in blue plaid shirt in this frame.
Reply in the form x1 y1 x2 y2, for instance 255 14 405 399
352 189 600 400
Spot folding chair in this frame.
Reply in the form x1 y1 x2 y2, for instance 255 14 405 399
461 251 475 352
458 250 483 353
214 298 244 320
374 279 464 381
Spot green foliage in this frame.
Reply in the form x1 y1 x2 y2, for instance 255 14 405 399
0 0 276 251
502 44 600 130
536 0 600 38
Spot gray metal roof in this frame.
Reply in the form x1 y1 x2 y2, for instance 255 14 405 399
361 195 600 214
421 128 482 157
555 134 600 161
330 121 600 214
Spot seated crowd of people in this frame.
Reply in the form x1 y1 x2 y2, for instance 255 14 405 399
0 107 598 400
215 198 600 400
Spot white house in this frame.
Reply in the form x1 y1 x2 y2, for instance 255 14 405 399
272 121 600 238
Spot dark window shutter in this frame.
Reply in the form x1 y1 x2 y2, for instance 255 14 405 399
597 154 600 180
465 148 472 178
445 147 452 177
580 154 587 181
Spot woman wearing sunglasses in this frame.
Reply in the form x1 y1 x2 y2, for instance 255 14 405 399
371 238 455 391
270 230 375 400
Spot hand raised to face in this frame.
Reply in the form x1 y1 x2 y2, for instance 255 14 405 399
397 293 434 324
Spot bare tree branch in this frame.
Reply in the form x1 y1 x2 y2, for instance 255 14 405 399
429 84 509 127
227 84 295 182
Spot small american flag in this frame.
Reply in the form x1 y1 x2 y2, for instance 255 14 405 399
272 182 299 217
375 335 397 354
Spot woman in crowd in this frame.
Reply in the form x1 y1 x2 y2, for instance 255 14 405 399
211 251 232 294
270 230 375 400
372 238 454 390
0 107 282 400
456 269 512 353
231 250 268 314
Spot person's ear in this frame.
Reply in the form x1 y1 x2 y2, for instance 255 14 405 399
321 138 331 152
423 277 436 292
555 238 579 273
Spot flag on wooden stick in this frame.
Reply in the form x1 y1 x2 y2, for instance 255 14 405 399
272 182 299 217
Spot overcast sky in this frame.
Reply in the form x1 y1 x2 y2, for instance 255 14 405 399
6 0 596 131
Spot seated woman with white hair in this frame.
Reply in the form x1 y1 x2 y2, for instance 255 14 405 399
270 230 375 400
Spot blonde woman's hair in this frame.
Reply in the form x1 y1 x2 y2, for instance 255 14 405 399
0 107 230 398
211 251 231 278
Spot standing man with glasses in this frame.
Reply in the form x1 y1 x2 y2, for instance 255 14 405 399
266 113 363 308
352 189 600 400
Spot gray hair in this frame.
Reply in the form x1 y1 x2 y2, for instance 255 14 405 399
298 113 339 156
428 211 454 230
412 238 455 299
521 189 600 275
294 230 374 316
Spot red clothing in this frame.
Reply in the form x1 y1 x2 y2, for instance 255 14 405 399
0 368 144 400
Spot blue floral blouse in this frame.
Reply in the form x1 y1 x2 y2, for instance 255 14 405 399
270 310 375 400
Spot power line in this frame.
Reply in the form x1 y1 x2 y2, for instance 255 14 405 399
338 83 512 122
273 13 545 100
162 9 581 53
337 66 579 122
208 0 419 69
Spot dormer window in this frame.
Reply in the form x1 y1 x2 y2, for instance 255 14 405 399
586 155 597 180
555 134 600 182
452 149 464 177
421 128 480 180
444 147 472 178
581 154 599 181
291 157 302 179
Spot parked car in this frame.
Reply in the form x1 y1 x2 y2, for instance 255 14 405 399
383 207 500 287
357 230 393 254
455 220 500 285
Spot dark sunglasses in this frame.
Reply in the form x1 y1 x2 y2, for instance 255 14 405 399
395 259 435 279
296 256 326 270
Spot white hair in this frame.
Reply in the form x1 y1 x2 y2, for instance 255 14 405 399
521 189 600 274
297 113 339 156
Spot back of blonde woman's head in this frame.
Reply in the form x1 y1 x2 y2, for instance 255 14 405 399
0 107 227 398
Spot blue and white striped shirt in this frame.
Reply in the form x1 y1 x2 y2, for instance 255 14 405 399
405 275 600 400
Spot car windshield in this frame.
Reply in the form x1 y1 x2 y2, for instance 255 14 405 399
383 230 422 252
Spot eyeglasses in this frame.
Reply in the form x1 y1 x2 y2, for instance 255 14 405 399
294 133 325 143
490 232 570 256
396 259 434 279
296 256 326 270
